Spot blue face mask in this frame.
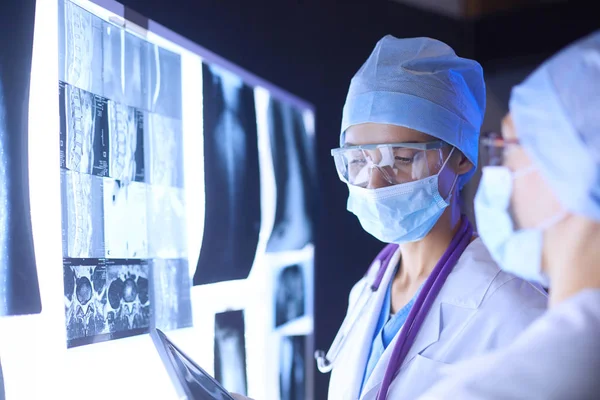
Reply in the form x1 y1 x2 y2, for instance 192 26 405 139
474 166 565 287
347 149 457 244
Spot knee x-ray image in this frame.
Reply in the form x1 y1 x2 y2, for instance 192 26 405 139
265 97 315 253
194 64 261 285
58 0 104 95
275 264 306 328
59 82 109 177
150 259 193 331
0 0 42 317
279 336 306 400
64 260 150 348
214 310 248 396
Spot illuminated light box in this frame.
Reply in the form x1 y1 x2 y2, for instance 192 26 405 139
0 0 316 398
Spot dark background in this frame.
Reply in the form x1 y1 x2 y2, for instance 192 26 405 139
115 0 596 397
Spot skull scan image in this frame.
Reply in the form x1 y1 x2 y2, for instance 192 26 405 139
275 264 306 328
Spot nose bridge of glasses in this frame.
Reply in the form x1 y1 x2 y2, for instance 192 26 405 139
367 165 395 188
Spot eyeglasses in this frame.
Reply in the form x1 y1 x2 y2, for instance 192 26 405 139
331 141 448 187
480 132 521 167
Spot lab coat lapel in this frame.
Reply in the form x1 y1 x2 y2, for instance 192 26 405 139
339 248 401 400
360 299 442 398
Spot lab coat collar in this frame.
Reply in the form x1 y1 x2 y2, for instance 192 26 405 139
341 248 402 400
359 238 501 398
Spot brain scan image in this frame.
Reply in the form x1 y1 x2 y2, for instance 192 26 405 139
145 113 184 187
150 259 192 331
64 262 151 348
59 0 104 95
61 170 105 259
103 178 148 259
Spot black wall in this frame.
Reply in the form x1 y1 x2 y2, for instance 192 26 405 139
116 0 597 397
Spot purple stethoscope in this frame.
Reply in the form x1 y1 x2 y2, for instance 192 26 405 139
315 217 473 399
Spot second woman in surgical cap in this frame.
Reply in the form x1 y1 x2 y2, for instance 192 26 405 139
325 35 548 400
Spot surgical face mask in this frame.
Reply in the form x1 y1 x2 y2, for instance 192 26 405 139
347 148 457 244
474 166 565 287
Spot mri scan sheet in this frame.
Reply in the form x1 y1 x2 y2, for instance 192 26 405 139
264 96 315 253
0 0 42 317
145 113 184 187
150 259 193 331
274 264 306 328
214 310 248 396
107 101 145 183
61 170 105 259
194 63 261 285
59 81 110 177
103 179 148 259
58 0 104 96
146 185 187 259
279 335 306 400
146 45 182 119
63 259 150 348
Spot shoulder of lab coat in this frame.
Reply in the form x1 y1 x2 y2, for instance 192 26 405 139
417 289 600 400
331 238 549 400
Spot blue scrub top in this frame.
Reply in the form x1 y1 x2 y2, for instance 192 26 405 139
359 274 422 395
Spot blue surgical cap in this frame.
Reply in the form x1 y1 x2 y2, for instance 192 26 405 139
510 30 600 221
341 35 486 186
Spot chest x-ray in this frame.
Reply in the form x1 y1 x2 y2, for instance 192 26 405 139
265 97 315 253
0 0 42 317
279 335 306 400
194 64 261 285
214 310 248 396
275 264 306 328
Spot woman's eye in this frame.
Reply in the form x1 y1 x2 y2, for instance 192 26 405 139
395 156 413 164
349 158 367 165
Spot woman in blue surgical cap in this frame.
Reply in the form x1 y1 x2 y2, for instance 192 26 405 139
417 30 600 400
317 35 548 400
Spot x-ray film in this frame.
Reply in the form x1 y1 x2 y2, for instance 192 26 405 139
150 259 193 331
146 185 187 259
147 45 182 119
61 170 105 259
102 22 149 110
0 0 42 317
145 113 184 187
64 259 150 348
103 179 148 259
214 310 248 396
275 264 306 328
59 81 109 177
107 101 144 183
265 97 315 253
194 63 261 285
58 0 104 95
279 335 306 400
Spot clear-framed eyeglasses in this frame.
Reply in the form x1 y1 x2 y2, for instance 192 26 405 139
480 132 521 167
331 141 449 187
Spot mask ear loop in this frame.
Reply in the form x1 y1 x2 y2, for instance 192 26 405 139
438 147 459 202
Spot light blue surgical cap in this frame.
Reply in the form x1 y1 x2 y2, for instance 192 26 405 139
341 35 486 186
510 30 600 221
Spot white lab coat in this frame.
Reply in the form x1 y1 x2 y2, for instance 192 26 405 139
328 238 549 400
417 289 600 400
